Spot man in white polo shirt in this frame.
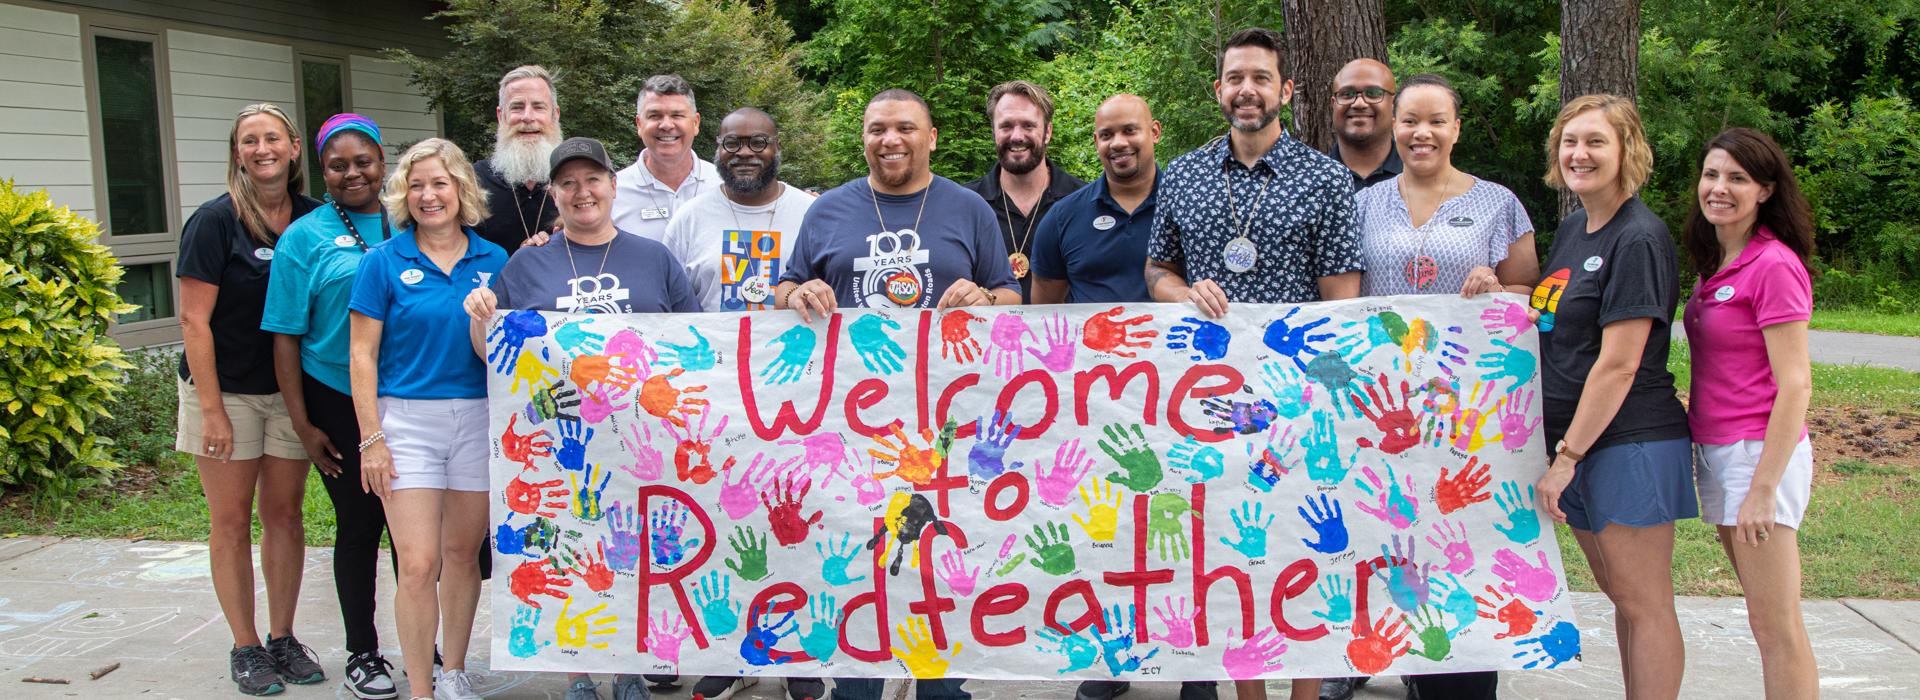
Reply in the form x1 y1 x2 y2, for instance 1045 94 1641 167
612 74 720 242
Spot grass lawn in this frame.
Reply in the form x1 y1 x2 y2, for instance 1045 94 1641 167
0 455 337 547
1810 308 1920 338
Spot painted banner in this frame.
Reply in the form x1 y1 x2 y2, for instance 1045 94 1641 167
485 294 1581 680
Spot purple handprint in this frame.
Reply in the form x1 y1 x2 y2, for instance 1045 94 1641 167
649 501 703 566
579 383 631 424
966 409 1023 478
1149 596 1197 649
1496 388 1542 451
1482 298 1532 341
1425 519 1476 575
1352 462 1419 529
1221 627 1288 679
605 502 643 573
1036 438 1094 506
719 452 794 520
986 313 1036 379
936 549 979 596
1026 313 1079 372
621 421 664 480
1492 548 1559 602
1376 534 1435 612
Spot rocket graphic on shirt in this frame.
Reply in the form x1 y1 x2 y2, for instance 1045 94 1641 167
1531 268 1570 332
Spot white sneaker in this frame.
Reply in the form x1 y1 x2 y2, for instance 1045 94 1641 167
435 669 483 700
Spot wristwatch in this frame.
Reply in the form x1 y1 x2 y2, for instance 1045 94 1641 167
1554 440 1586 464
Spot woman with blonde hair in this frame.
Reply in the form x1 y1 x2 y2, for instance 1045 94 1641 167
176 102 327 696
348 138 507 700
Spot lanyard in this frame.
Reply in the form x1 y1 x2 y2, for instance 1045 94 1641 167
330 200 390 251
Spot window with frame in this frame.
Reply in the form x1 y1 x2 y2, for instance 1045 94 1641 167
301 59 346 199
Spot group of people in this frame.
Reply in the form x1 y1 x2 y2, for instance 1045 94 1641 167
174 24 1816 700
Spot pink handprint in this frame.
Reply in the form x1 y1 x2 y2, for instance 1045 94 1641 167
780 432 852 485
936 549 979 596
621 421 664 480
579 383 631 424
1035 438 1094 506
1025 313 1079 372
1149 596 1196 649
1352 462 1419 529
1493 548 1558 602
939 310 984 363
1481 298 1532 341
986 313 1035 379
645 611 691 665
605 330 659 381
1221 627 1289 679
1495 389 1542 451
1425 519 1475 575
719 452 795 520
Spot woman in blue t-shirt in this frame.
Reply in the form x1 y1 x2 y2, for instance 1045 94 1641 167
260 113 398 699
348 139 507 700
175 102 328 696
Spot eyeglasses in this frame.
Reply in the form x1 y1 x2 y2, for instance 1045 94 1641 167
719 135 775 153
1334 87 1394 105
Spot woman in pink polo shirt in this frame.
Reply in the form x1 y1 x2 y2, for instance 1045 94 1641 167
1681 127 1817 698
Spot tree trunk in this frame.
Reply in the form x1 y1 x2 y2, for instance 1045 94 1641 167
1558 0 1639 216
1281 0 1387 154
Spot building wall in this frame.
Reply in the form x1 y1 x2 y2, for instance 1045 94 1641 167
0 4 98 221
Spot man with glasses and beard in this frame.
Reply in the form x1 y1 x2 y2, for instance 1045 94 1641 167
1327 58 1401 192
473 65 563 255
663 108 816 315
964 80 1083 302
614 74 720 243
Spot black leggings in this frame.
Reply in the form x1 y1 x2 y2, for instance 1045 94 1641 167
305 373 393 655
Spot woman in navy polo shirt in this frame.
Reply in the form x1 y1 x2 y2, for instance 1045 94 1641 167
175 102 328 696
348 138 507 700
261 113 398 699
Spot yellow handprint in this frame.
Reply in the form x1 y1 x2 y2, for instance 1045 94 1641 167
555 598 617 649
892 616 959 679
1072 478 1122 542
1449 381 1505 454
510 350 560 396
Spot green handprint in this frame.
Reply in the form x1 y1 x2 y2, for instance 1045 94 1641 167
1025 522 1076 575
725 526 770 582
1097 423 1163 491
1408 605 1453 661
1147 492 1192 561
849 314 907 374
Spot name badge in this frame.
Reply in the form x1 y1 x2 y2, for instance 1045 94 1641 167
253 247 275 261
640 207 670 220
335 235 358 247
1093 215 1117 231
1713 285 1735 302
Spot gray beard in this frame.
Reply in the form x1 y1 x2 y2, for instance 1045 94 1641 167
491 131 561 185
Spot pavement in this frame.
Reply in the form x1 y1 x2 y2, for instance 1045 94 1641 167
0 537 1915 699
1673 326 1920 373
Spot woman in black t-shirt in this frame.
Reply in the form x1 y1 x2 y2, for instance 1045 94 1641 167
1524 94 1696 696
175 103 327 696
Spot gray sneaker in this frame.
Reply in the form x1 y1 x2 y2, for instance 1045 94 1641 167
265 634 326 684
568 677 604 700
229 645 286 696
435 669 482 700
613 674 650 700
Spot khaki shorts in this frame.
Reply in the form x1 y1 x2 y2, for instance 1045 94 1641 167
175 378 307 461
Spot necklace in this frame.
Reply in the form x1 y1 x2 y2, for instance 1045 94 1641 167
869 180 931 306
1220 159 1276 274
998 185 1043 280
869 180 929 237
329 199 390 251
508 183 549 243
562 229 619 311
1400 171 1468 290
727 185 783 305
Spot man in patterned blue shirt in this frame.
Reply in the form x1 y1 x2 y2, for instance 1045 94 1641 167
1145 27 1363 318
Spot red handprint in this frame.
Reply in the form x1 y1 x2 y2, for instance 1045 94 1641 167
762 471 823 546
940 310 984 363
1082 306 1158 358
504 473 569 518
1345 608 1412 675
640 368 709 428
1351 373 1421 455
509 559 573 608
664 412 729 485
572 541 616 592
1434 457 1493 514
1475 585 1539 639
501 414 553 466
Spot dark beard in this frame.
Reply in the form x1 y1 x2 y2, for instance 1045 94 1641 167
1222 98 1280 133
721 153 780 194
997 139 1045 175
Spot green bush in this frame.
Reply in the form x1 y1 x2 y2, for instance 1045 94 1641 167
89 347 181 471
0 181 136 505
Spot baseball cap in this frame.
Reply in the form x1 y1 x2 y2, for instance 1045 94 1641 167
548 137 616 180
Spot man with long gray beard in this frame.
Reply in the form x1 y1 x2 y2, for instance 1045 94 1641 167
473 64 563 255
663 108 816 314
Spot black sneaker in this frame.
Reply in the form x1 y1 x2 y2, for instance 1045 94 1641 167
230 645 287 696
784 677 826 700
343 651 399 699
265 633 326 684
690 676 757 700
1075 681 1130 700
646 674 681 692
1319 677 1367 700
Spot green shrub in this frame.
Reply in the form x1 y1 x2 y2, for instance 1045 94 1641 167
89 347 181 470
0 181 136 505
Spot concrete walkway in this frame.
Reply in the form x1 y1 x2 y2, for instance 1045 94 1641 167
1 537 1915 699
1674 325 1920 373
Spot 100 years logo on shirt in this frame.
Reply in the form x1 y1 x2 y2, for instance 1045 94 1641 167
854 228 931 307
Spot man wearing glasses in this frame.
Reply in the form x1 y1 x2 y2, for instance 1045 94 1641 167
1326 58 1401 191
662 108 816 314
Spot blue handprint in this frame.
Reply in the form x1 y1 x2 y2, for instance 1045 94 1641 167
1259 361 1316 419
508 605 548 658
849 314 907 374
660 326 717 371
1476 339 1537 393
816 533 868 586
1166 435 1225 483
1297 493 1348 554
1166 316 1231 360
966 410 1023 478
1093 604 1159 675
800 594 841 663
1245 425 1295 492
1513 621 1580 669
649 501 703 566
1219 501 1274 558
488 310 548 373
555 319 606 355
1034 626 1100 673
693 570 743 636
1312 574 1354 624
556 419 592 472
1262 307 1336 370
1335 313 1402 360
1303 411 1356 485
760 325 816 385
1494 481 1542 545
496 516 559 557
570 462 609 522
1431 573 1478 636
1376 534 1433 612
605 502 643 573
1304 352 1365 418
740 602 798 666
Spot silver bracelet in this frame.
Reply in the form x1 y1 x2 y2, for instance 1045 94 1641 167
356 431 385 451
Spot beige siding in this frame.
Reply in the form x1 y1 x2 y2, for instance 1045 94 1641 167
166 28 294 218
349 54 438 166
0 5 95 219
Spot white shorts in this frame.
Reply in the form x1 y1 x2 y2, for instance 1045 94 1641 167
1694 437 1814 529
379 397 490 492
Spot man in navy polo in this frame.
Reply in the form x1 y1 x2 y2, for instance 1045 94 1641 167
1029 94 1161 306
